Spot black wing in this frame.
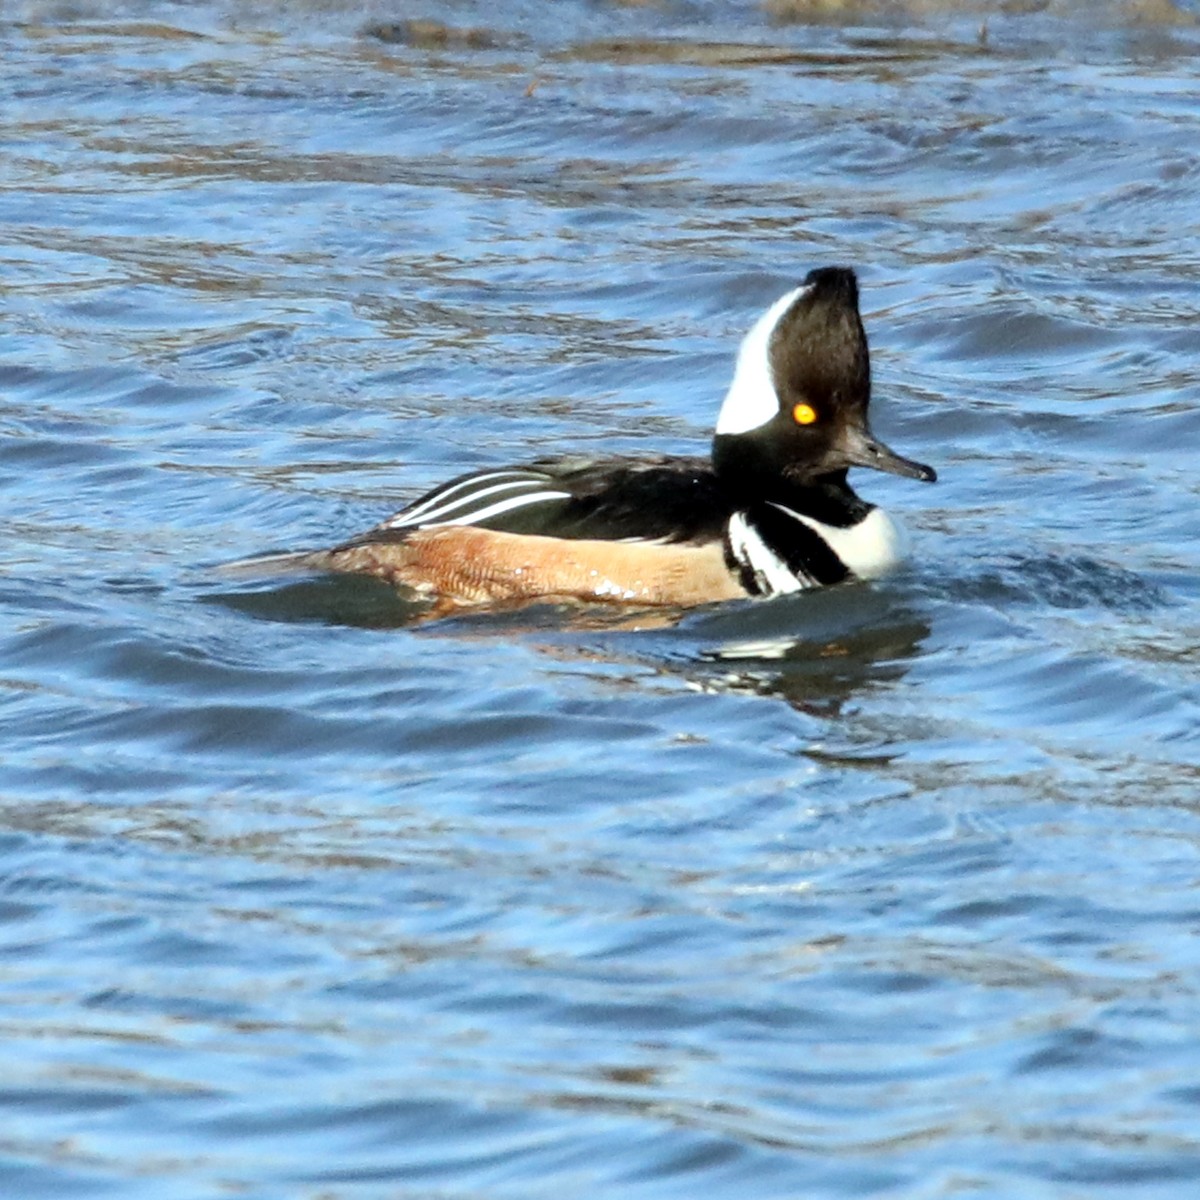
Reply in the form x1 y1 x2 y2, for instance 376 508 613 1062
358 455 730 545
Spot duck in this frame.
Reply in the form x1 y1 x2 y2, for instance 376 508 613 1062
289 267 935 609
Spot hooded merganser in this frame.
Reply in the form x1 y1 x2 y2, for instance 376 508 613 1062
295 267 936 608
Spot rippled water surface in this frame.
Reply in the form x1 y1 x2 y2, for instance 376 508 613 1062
3 1 1200 1195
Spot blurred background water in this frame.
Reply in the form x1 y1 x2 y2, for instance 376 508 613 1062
2 1 1200 1196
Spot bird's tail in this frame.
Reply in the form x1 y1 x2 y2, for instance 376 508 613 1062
217 549 334 576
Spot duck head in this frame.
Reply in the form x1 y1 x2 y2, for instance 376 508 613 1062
711 267 936 496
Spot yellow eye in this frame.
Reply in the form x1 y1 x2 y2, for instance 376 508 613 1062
792 402 818 426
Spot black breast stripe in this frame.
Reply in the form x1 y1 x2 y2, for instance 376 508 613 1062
723 537 763 596
745 503 850 587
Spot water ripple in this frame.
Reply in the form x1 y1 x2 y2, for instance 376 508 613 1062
2 3 1199 1197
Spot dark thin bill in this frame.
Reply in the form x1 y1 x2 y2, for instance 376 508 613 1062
843 427 937 483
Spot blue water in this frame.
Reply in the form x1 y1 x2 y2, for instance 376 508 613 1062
2 2 1200 1196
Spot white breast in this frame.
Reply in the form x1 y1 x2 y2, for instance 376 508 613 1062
728 504 908 598
778 504 908 580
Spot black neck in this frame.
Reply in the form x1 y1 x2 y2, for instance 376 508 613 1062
711 433 872 528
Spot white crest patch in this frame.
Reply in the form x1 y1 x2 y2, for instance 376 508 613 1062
771 503 907 580
715 285 811 436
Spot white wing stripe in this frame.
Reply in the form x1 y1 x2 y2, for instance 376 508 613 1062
396 471 544 522
391 479 551 526
424 489 572 527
